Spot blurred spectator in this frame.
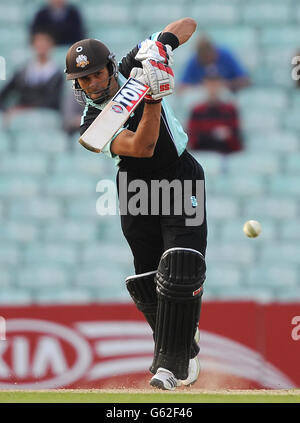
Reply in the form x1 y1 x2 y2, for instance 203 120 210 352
187 72 243 154
0 32 63 122
179 35 251 93
30 0 85 46
62 86 84 135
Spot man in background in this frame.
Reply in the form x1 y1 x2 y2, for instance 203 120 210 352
187 71 243 154
30 0 85 46
179 35 251 93
0 32 63 123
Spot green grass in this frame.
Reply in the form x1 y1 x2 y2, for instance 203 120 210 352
0 390 299 403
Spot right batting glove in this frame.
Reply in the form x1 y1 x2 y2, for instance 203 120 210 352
142 59 175 101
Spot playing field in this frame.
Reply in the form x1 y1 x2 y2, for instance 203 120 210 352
0 389 299 403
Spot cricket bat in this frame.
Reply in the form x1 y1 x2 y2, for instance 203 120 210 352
79 77 150 153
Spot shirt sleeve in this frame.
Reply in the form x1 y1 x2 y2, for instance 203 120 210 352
180 55 201 84
79 105 95 135
223 49 248 79
118 45 142 78
118 31 177 77
0 71 19 109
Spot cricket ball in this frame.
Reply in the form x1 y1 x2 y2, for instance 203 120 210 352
243 220 261 238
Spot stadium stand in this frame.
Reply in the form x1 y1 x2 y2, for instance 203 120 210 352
0 0 299 304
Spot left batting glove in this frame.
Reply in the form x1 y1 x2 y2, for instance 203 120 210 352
135 39 174 66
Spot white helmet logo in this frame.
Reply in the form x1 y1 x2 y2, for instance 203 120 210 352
76 54 90 68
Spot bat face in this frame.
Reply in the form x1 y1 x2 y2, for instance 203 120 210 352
113 78 149 111
79 77 150 153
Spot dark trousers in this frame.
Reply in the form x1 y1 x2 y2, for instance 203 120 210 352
117 151 208 274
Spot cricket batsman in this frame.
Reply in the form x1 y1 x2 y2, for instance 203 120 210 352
65 18 207 390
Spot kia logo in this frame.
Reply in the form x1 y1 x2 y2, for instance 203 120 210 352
0 319 92 389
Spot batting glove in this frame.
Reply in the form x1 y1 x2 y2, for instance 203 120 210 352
130 60 174 103
142 59 174 100
130 67 156 103
130 67 158 104
135 39 174 67
130 67 149 86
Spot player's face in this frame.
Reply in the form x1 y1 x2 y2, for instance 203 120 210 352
77 67 111 100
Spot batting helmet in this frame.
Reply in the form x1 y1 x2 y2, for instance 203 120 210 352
65 38 117 80
65 39 118 105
